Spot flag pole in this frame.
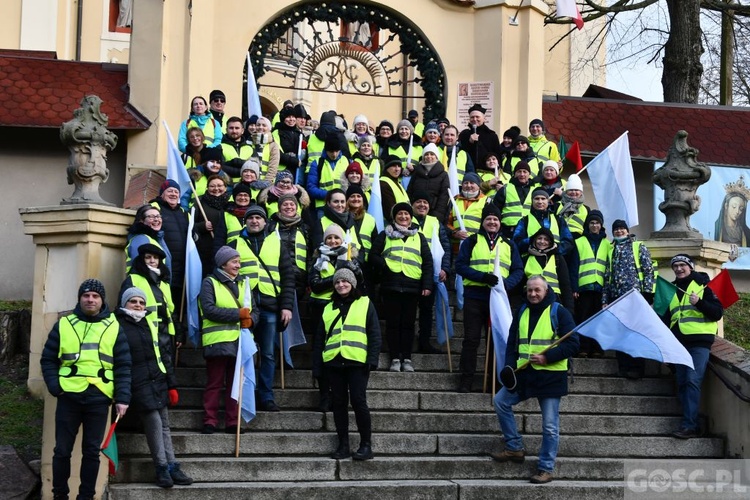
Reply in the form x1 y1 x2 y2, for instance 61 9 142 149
279 331 286 389
188 180 214 238
441 298 452 373
491 355 496 405
483 319 491 393
235 365 244 457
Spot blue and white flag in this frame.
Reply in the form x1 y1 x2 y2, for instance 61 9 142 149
431 223 453 344
447 146 459 196
246 53 262 119
576 289 694 369
490 246 513 376
163 121 193 210
185 207 202 347
587 131 639 228
282 292 307 368
367 165 385 232
231 278 258 423
448 189 466 309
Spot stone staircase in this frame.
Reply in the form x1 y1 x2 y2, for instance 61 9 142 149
107 307 725 500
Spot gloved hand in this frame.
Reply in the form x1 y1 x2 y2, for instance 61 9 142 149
168 389 179 407
482 273 499 287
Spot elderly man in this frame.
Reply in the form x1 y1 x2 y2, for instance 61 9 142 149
491 275 579 484
663 255 723 439
458 103 502 170
41 279 131 500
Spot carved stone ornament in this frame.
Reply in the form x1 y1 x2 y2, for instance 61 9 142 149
59 95 118 206
652 130 711 238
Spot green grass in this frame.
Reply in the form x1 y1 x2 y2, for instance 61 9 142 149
723 293 750 351
0 300 32 311
0 360 43 462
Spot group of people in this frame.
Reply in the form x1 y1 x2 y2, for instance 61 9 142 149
39 96 725 496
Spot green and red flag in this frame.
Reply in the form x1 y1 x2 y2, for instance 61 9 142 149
558 135 568 159
708 269 740 309
563 141 583 173
653 276 678 316
101 414 120 475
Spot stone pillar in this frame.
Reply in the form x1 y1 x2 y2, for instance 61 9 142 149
646 238 732 336
19 204 134 500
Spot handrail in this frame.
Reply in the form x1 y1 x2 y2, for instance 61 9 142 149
708 361 750 403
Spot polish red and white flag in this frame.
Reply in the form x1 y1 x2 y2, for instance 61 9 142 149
556 0 584 30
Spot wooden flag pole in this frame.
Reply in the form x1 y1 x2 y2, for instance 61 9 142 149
482 320 492 393
491 355 497 406
441 298 452 373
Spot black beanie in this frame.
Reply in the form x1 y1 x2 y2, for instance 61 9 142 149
612 219 628 232
78 279 106 302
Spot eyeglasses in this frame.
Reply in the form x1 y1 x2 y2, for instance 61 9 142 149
277 180 292 185
127 299 146 305
212 97 226 103
144 215 162 220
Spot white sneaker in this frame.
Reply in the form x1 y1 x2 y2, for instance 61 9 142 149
402 359 415 372
389 359 401 372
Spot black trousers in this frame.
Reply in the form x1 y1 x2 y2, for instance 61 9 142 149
381 291 419 360
326 364 372 443
52 393 110 499
459 297 491 380
417 293 435 347
575 290 603 354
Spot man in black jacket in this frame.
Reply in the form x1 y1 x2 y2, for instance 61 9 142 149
458 103 502 171
490 275 579 484
41 279 131 500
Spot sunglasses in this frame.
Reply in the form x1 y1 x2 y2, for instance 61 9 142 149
212 98 226 103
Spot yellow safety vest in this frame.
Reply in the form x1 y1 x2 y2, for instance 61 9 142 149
575 237 611 288
463 237 511 287
526 215 561 248
310 264 336 301
353 157 381 188
517 304 568 371
557 203 588 236
185 117 217 147
501 183 534 228
355 213 377 261
306 135 325 172
478 170 509 199
524 255 561 295
322 296 370 363
668 281 719 335
528 137 560 162
200 276 247 347
418 215 440 251
235 233 282 297
221 142 254 183
383 232 423 279
129 274 175 338
388 143 423 169
440 146 468 182
454 196 487 235
58 313 119 398
314 156 350 208
381 176 409 207
124 235 162 274
224 212 245 246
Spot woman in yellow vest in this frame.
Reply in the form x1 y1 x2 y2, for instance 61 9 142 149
257 170 310 220
181 127 214 169
116 286 193 488
370 202 433 373
380 155 410 223
478 152 511 199
309 224 363 411
522 228 574 314
268 193 312 298
351 136 381 182
199 246 258 435
315 268 381 461
447 172 488 254
177 96 222 153
213 183 253 248
125 205 171 275
249 117 280 183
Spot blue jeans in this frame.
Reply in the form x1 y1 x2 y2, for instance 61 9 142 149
255 309 278 403
675 345 710 431
494 387 561 473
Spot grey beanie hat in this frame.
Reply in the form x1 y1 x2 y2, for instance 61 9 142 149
333 267 357 289
120 287 147 308
215 246 240 267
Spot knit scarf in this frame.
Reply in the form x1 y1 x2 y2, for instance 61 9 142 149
386 223 419 238
202 192 231 210
314 245 348 272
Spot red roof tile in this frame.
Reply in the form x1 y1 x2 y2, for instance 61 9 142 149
542 95 750 167
0 50 149 130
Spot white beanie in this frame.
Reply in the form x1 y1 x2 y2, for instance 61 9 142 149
422 143 440 159
566 173 583 191
353 114 369 126
542 160 559 175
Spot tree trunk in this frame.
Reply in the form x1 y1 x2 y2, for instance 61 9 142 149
662 0 704 103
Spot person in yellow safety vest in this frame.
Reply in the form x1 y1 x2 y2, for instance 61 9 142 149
386 119 423 179
181 127 215 169
306 111 349 175
213 183 254 248
527 118 561 167
568 210 610 356
447 172 489 253
257 170 310 220
663 254 723 439
345 185 378 266
235 159 271 203
352 135 381 184
455 203 524 393
221 116 255 183
491 275 579 485
556 173 589 238
229 206 295 412
407 109 425 139
177 96 222 153
309 223 364 411
512 187 575 257
125 204 171 276
311 188 359 250
41 279 131 500
477 151 510 199
522 228 575 314
307 134 351 211
199 246 259 435
411 191 452 354
316 268 381 461
493 160 537 239
340 161 372 205
345 114 376 157
379 155 410 224
537 161 567 211
504 135 544 177
440 125 474 181
374 119 394 162
499 126 521 167
116 286 193 488
249 117 280 183
369 202 433 373
267 193 312 298
120 244 178 367
603 219 655 380
208 89 229 134
186 147 229 203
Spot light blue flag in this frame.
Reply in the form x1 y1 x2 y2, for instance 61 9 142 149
282 292 307 368
367 163 385 232
434 282 453 345
246 53 262 119
163 121 193 210
231 278 258 423
586 131 639 228
490 248 513 377
185 208 202 347
576 289 694 369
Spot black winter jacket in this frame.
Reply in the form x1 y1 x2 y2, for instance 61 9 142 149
369 225 434 295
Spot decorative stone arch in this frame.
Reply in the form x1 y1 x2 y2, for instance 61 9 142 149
246 0 447 121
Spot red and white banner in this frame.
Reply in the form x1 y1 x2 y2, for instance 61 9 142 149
556 0 584 30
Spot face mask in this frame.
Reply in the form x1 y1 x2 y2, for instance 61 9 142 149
614 235 629 243
462 189 479 199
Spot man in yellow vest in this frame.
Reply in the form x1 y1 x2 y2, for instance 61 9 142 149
41 279 131 500
662 254 723 439
220 116 254 182
527 118 561 166
491 275 579 484
512 187 574 256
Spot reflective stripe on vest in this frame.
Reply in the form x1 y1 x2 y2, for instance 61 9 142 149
502 184 533 227
125 235 161 274
524 255 560 294
224 212 244 245
464 238 511 287
575 237 610 288
418 215 439 251
456 196 487 234
129 274 175 339
668 281 719 335
315 156 350 208
526 215 561 248
306 135 324 171
357 214 377 261
383 233 423 279
292 229 308 271
235 234 282 297
58 313 119 398
322 297 370 363
557 203 588 236
388 144 423 169
380 177 409 206
517 305 568 371
200 276 247 346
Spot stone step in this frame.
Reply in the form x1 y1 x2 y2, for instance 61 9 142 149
112 456 628 484
117 431 723 459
